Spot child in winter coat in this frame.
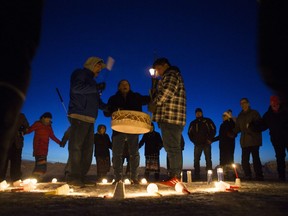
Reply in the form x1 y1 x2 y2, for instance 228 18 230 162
25 112 61 180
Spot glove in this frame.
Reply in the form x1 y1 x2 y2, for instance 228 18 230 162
148 102 157 113
59 141 66 148
96 82 106 92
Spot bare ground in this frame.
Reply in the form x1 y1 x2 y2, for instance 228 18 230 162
0 161 287 216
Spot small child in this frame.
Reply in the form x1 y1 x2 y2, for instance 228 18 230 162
25 112 61 180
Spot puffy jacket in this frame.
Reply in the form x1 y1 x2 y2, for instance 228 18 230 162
104 90 150 116
68 68 106 119
188 117 216 145
26 121 60 156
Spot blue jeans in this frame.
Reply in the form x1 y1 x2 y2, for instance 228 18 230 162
112 133 139 180
158 122 183 179
68 118 94 182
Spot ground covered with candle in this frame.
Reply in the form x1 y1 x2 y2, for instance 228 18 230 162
0 161 287 216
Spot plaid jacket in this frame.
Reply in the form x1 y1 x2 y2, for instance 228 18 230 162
152 66 186 126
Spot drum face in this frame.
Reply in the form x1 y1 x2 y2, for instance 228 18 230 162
111 110 152 134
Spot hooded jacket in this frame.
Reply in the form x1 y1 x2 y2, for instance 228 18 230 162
68 68 107 122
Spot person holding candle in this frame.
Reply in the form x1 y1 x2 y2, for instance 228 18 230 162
148 57 186 182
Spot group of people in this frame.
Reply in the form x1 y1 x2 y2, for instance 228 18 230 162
1 55 287 186
0 111 62 182
188 96 288 182
53 56 184 187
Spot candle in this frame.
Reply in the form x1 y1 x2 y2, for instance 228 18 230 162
217 168 224 181
207 170 213 184
232 164 239 178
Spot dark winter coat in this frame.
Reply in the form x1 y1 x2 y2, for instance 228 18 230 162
213 119 236 147
94 133 112 157
188 117 216 145
26 121 60 156
260 105 288 146
104 90 150 136
233 108 262 148
139 131 163 156
104 90 150 116
68 68 107 119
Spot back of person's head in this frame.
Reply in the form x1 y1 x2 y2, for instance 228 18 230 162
152 57 171 68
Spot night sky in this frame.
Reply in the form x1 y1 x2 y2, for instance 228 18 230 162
21 0 274 169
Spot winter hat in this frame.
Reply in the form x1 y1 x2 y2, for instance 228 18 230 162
195 108 203 113
223 111 232 118
83 57 106 71
40 112 52 119
270 95 280 106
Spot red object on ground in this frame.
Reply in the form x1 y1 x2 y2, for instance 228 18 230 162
160 177 180 187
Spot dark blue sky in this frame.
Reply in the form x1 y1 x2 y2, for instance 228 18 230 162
22 0 274 169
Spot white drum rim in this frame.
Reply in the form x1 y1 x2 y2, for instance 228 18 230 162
111 110 152 134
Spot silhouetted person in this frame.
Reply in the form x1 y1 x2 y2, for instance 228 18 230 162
0 1 43 182
258 0 288 105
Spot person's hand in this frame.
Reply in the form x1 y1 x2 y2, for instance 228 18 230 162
97 82 106 92
59 141 66 148
148 102 157 113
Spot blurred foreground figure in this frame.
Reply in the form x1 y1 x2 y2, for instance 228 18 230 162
258 0 288 103
0 1 43 182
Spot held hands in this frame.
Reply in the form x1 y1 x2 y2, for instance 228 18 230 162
59 141 66 148
206 140 212 145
